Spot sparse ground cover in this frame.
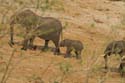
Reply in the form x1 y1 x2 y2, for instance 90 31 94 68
0 0 125 83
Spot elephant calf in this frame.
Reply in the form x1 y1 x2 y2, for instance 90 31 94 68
103 40 125 69
60 39 83 59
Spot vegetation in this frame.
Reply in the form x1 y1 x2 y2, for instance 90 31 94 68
0 0 125 83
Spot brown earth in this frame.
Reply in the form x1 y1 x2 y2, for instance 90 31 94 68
0 0 125 83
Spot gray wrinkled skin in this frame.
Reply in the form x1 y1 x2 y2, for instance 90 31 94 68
60 39 83 59
104 40 125 69
9 9 63 55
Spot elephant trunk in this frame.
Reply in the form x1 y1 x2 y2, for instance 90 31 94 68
104 54 108 69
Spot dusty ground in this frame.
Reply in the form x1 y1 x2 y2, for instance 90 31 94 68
0 0 125 83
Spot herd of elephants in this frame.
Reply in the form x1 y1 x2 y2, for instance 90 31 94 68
8 9 125 76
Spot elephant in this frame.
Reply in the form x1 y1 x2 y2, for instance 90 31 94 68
9 9 63 55
103 40 125 69
119 56 125 77
60 39 83 59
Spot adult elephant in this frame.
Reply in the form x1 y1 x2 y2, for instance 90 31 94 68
9 9 63 55
103 40 125 69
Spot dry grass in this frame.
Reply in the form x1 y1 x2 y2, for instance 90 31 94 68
0 0 125 83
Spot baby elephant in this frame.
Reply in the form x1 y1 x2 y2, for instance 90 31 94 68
60 39 83 59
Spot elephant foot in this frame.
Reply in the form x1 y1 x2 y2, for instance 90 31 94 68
119 64 124 77
32 46 37 50
8 42 14 47
21 47 27 51
53 48 60 55
10 41 14 45
119 70 124 77
54 51 60 55
64 56 70 58
119 69 124 77
76 56 81 59
29 45 36 50
64 54 71 58
42 47 49 52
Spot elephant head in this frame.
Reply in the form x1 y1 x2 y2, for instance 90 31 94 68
9 10 37 46
60 39 70 47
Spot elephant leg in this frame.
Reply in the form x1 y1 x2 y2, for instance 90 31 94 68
21 39 28 50
28 37 35 49
42 40 49 51
21 27 30 50
44 40 49 48
119 63 124 77
119 55 125 77
119 53 123 58
75 51 81 59
65 47 72 58
53 40 60 55
21 33 30 50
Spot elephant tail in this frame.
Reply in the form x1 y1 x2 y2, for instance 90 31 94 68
60 29 63 41
60 25 64 42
